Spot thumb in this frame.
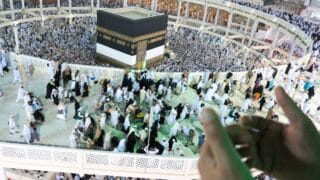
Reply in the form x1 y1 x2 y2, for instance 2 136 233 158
275 86 312 129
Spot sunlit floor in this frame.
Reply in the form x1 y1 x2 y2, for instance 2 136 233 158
0 67 320 157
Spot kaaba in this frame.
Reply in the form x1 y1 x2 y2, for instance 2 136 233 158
96 8 168 68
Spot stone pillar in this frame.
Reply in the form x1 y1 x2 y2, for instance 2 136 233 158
154 0 158 11
123 0 128 7
68 0 72 14
21 0 25 9
250 20 258 38
226 12 233 36
21 0 26 18
244 48 249 61
202 1 208 26
242 18 250 43
227 12 233 28
91 0 94 8
10 0 15 20
185 1 189 18
97 0 100 8
13 25 20 54
57 0 61 15
177 0 182 22
214 9 219 26
0 0 3 11
0 167 6 180
268 29 280 59
287 41 296 61
249 19 258 45
40 0 43 17
68 0 73 24
151 0 155 10
244 17 250 34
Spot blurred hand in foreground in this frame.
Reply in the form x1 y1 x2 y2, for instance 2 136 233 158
199 86 320 180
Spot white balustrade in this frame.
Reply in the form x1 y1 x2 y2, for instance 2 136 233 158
0 142 199 179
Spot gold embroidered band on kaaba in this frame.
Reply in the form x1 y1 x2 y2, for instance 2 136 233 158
97 26 167 43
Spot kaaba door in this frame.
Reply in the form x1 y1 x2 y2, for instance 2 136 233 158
136 40 147 69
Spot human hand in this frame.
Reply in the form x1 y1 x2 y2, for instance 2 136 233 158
228 86 320 180
198 108 253 180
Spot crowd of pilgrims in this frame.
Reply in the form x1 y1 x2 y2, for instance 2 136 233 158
153 26 262 72
230 0 320 54
1 48 319 157
0 0 319 71
0 17 263 72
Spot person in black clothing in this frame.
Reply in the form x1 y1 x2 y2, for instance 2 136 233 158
51 89 59 105
224 83 230 94
33 110 45 123
285 63 291 75
168 136 177 152
272 67 278 79
73 99 80 119
54 71 61 87
94 130 104 148
45 79 55 99
126 131 137 153
259 96 266 111
85 124 94 140
111 136 119 149
308 86 315 100
82 82 89 97
75 81 81 96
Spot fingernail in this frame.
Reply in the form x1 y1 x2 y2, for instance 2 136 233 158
235 144 249 149
200 111 212 123
241 156 252 162
249 127 260 133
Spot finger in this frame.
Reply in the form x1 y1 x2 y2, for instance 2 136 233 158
275 86 311 128
226 125 254 145
236 146 250 157
199 142 216 167
200 108 229 152
240 116 275 134
226 124 258 168
201 108 253 179
200 108 240 165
